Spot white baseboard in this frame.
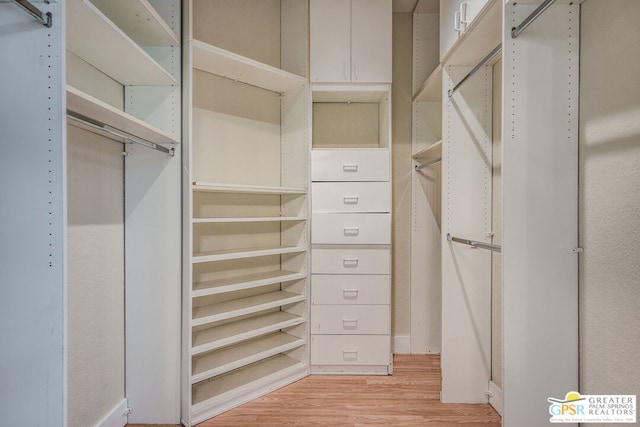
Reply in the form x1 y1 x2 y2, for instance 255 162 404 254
392 335 411 354
488 381 503 416
96 398 128 427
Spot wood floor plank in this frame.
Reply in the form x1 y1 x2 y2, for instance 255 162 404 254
129 354 501 427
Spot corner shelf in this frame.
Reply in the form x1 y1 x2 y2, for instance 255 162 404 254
89 0 179 46
191 355 306 423
192 40 308 94
192 217 306 224
441 0 501 67
413 64 442 102
193 245 307 264
193 270 307 298
67 85 179 144
67 0 177 86
192 182 307 195
192 311 305 355
192 291 306 327
412 140 442 161
191 332 305 383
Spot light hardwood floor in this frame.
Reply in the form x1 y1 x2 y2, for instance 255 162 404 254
131 354 501 426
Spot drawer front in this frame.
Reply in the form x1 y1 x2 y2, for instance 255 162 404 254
312 213 390 244
311 149 390 182
312 247 390 274
312 182 390 213
312 275 390 305
311 335 390 365
311 305 390 334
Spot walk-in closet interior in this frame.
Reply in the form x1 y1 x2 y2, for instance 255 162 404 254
1 0 638 426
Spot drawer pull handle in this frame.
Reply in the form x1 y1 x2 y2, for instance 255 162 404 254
342 258 359 267
343 226 359 236
343 164 358 173
343 289 359 299
343 196 359 204
343 318 358 329
343 349 358 360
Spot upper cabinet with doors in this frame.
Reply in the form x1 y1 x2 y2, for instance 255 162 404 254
310 0 392 83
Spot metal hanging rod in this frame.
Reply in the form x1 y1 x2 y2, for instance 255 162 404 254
447 233 501 253
11 0 52 27
67 111 174 156
511 0 557 38
448 43 502 98
415 157 441 171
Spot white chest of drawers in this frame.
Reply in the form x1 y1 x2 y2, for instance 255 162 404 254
310 148 392 375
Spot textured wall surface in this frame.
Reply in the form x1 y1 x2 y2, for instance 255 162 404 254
579 3 640 425
67 126 125 427
392 12 413 340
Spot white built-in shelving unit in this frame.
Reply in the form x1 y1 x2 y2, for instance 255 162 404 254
182 1 310 424
65 0 182 423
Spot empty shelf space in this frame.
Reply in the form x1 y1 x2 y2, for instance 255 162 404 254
441 0 501 67
67 0 177 86
192 40 307 94
192 245 307 264
89 0 179 46
192 311 305 355
412 140 442 161
192 291 306 326
191 354 305 413
312 84 390 103
66 86 179 144
413 64 442 102
192 216 306 224
192 270 306 298
191 332 305 383
192 182 307 195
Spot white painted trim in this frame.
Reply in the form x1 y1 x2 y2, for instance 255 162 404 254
393 335 411 354
96 398 128 427
488 381 503 416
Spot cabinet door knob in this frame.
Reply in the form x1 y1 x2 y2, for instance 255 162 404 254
354 63 359 80
343 196 359 204
342 349 358 360
342 258 359 267
343 226 359 236
343 288 359 299
342 318 359 329
342 164 358 172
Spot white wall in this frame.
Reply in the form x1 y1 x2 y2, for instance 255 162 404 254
67 126 125 427
579 3 640 425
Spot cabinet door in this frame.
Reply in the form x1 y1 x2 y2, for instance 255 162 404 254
310 0 351 82
351 0 392 83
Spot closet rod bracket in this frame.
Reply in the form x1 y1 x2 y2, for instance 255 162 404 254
10 0 52 27
447 233 501 253
511 0 557 38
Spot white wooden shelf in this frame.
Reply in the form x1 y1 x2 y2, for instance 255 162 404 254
67 0 177 86
89 0 179 47
191 332 305 383
192 40 307 94
191 354 305 415
412 140 442 161
311 84 390 103
192 312 305 355
192 216 306 224
193 270 306 298
193 245 307 264
67 86 179 144
192 291 306 326
192 182 307 195
441 0 502 67
413 64 442 102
